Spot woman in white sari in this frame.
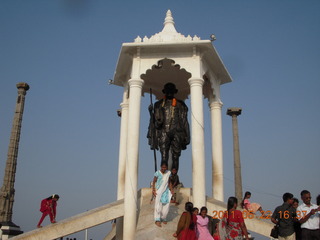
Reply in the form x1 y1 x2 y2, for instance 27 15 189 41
152 163 173 227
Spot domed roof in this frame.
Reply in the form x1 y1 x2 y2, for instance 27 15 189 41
134 10 201 43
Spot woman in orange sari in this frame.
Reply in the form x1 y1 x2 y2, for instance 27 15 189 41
173 201 197 240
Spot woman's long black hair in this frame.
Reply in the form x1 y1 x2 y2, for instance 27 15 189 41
185 201 195 229
227 197 238 225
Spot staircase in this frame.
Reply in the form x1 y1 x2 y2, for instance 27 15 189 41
11 188 273 239
11 199 124 240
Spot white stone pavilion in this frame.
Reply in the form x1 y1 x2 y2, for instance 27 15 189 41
11 10 273 240
112 9 230 239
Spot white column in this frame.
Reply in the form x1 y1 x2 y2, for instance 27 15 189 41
209 98 224 201
116 86 129 240
188 77 206 208
123 78 144 240
117 87 129 200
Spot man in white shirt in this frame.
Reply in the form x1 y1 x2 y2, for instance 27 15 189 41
297 190 320 239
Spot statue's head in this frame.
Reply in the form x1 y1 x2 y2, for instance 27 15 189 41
162 82 178 98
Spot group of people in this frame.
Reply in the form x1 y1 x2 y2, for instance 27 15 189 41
173 202 221 240
36 174 319 240
241 190 320 239
172 197 250 240
271 190 320 240
152 164 320 240
148 82 320 240
152 163 250 239
33 81 319 240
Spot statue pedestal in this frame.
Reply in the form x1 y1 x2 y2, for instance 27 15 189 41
0 221 23 239
134 188 192 240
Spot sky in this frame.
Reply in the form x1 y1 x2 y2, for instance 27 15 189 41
0 0 319 239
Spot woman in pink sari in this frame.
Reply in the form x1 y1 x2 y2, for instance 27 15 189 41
197 206 214 240
241 191 264 216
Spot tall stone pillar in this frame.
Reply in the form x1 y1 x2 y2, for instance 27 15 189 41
123 78 143 240
188 78 206 208
209 98 224 201
226 108 243 204
0 82 29 238
116 86 129 240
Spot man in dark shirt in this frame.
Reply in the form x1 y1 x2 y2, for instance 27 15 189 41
169 167 181 205
271 192 297 240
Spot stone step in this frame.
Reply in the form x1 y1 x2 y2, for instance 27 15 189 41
10 188 273 240
11 199 124 240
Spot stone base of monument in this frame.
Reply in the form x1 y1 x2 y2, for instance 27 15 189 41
5 188 270 239
0 221 23 240
131 188 263 240
135 188 192 240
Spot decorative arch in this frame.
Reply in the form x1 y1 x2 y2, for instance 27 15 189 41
141 58 192 100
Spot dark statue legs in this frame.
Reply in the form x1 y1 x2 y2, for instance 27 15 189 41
171 156 179 172
159 134 181 171
160 148 170 167
160 151 181 171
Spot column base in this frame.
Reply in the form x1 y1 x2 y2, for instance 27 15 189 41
0 221 23 239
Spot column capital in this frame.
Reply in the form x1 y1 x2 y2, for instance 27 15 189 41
188 77 204 87
209 100 223 110
16 83 30 96
128 78 144 88
120 102 129 109
227 107 242 117
16 82 30 91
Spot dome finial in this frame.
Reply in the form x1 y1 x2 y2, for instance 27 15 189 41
164 10 174 25
134 9 200 43
162 9 177 33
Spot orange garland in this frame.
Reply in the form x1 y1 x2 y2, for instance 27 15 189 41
172 98 177 107
162 96 177 107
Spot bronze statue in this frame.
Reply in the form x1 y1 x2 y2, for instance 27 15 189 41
148 83 190 171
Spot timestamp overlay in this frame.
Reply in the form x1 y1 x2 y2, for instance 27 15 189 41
211 210 306 219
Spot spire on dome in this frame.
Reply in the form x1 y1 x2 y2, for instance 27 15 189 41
162 10 177 33
134 10 201 43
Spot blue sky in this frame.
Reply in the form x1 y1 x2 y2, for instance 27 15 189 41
0 1 319 239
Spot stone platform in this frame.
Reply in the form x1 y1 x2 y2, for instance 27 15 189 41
10 188 273 240
134 188 273 240
135 188 192 240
